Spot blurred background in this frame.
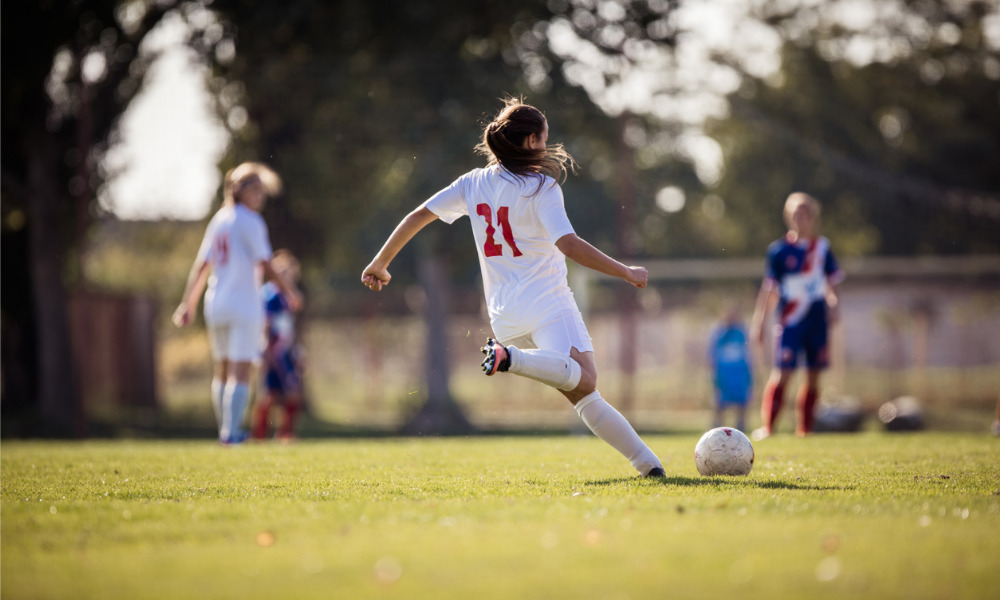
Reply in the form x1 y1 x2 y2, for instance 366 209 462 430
2 0 998 438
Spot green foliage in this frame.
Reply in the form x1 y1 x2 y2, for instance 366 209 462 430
711 38 1000 257
2 434 998 599
83 220 206 305
539 0 1000 258
202 0 568 287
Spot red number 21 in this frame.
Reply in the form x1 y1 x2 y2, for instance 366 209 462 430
214 233 230 266
476 204 522 258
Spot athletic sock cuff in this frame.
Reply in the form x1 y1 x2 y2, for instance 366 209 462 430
574 391 602 416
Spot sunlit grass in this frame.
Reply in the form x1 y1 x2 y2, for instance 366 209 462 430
2 433 998 599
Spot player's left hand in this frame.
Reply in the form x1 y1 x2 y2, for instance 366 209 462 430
827 302 840 324
625 266 648 289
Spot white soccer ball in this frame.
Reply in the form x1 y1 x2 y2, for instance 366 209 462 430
694 427 754 476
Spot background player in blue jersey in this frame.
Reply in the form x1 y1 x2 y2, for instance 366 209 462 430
252 250 304 442
750 192 844 439
708 304 752 432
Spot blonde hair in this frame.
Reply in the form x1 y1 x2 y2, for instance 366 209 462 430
783 192 821 228
223 162 283 205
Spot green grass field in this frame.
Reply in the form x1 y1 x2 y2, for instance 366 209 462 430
2 433 998 600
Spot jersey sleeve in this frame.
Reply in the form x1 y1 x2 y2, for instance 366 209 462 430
246 213 273 263
824 239 845 285
422 175 469 224
263 286 285 315
195 217 217 264
762 242 781 289
534 181 575 242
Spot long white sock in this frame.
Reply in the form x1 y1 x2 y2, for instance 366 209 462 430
210 378 224 432
507 346 582 391
575 391 663 475
221 382 250 443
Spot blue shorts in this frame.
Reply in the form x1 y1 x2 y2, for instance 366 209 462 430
774 302 829 370
264 350 301 395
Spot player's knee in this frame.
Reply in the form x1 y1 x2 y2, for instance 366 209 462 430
575 369 597 396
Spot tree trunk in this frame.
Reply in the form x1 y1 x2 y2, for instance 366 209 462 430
616 114 638 415
401 252 473 435
26 132 84 437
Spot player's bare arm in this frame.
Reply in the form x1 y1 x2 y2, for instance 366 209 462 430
555 233 647 289
362 206 439 292
172 260 210 327
826 284 841 324
749 283 777 345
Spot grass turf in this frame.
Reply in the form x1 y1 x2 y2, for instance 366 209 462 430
2 433 998 600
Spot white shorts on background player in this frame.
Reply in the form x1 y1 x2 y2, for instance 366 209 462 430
207 322 263 363
195 203 273 361
423 166 585 343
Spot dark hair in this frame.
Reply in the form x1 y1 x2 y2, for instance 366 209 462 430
475 97 576 192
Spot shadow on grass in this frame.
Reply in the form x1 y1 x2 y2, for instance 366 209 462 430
586 475 851 492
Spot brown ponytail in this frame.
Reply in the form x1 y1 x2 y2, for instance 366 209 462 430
475 98 576 192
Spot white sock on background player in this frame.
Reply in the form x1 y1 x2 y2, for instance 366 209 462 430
211 378 224 432
221 381 249 442
574 391 663 475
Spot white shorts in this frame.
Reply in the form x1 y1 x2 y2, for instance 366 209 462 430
207 320 263 362
501 308 593 355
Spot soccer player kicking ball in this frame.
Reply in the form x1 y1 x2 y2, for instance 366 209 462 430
361 98 665 478
750 192 844 439
174 163 301 445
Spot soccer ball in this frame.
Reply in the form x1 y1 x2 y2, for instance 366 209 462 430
694 427 754 476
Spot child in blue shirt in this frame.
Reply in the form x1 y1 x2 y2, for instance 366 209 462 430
708 305 752 432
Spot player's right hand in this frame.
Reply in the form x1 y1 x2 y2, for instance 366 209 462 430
286 289 303 312
171 304 191 327
361 264 391 292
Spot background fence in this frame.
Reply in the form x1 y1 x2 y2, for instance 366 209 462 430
150 256 1000 435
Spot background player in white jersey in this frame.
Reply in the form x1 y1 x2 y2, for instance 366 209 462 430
173 162 301 444
361 98 665 477
750 192 843 439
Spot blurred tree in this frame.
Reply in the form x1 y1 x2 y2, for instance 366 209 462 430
1 0 175 436
711 5 1000 257
537 0 1000 258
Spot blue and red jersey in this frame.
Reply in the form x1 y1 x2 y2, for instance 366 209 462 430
261 282 300 394
764 235 843 327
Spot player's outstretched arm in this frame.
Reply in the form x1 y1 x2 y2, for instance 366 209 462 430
172 260 210 327
555 233 647 289
362 206 439 292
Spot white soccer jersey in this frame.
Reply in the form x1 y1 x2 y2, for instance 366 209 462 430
423 166 578 340
196 204 273 325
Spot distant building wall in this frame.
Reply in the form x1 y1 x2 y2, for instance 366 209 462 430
68 291 159 412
